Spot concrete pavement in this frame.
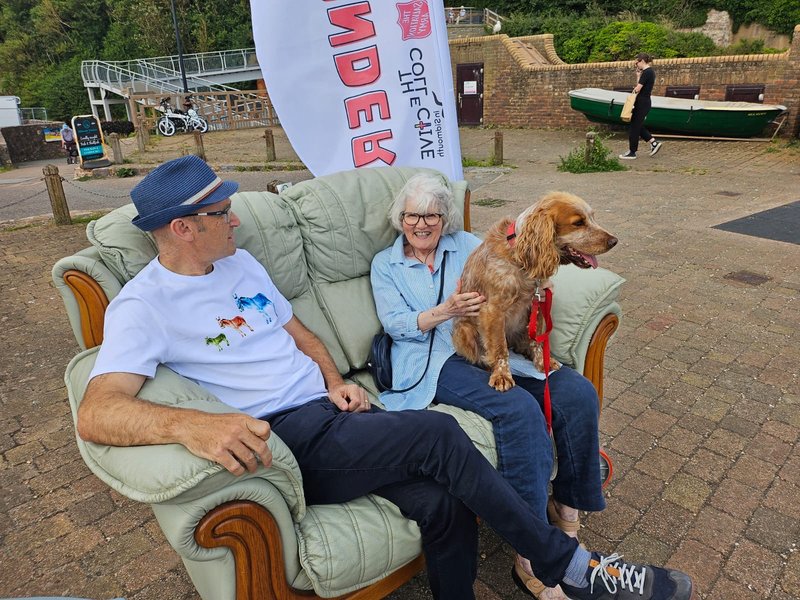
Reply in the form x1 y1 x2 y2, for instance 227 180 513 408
1 128 798 599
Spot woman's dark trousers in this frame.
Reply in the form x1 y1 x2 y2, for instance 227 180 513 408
629 98 653 153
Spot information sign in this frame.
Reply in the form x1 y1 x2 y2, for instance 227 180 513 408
71 115 111 168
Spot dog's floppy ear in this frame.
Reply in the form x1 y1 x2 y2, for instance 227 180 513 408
513 206 560 280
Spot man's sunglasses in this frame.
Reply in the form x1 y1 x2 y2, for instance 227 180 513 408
183 205 232 223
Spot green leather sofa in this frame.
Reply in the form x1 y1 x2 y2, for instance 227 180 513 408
52 166 624 600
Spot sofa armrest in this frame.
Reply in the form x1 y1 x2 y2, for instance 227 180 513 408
52 249 122 350
65 348 307 520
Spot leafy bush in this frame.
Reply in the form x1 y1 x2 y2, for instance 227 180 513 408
712 38 783 55
558 135 627 173
716 0 800 35
502 12 539 37
584 21 716 61
115 167 136 177
101 120 135 136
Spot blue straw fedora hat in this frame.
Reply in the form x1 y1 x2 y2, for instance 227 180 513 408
131 155 239 231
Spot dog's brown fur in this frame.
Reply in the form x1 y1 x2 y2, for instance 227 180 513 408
452 192 618 391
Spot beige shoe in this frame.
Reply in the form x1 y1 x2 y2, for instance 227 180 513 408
511 560 567 599
547 497 580 536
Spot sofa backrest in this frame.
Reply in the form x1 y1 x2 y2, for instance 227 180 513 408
79 166 467 374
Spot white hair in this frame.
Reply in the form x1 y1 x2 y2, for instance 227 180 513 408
388 172 460 234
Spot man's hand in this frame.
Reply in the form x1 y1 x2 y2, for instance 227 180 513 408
180 412 273 475
328 383 371 413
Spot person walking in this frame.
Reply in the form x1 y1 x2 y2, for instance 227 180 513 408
620 53 662 160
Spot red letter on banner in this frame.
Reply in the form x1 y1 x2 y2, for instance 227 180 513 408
328 2 375 47
352 130 396 167
334 45 381 87
344 91 391 129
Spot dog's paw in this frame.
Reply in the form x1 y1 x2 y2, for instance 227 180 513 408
489 361 515 391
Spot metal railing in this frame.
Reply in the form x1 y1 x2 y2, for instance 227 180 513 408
445 6 483 25
134 48 259 79
20 107 49 122
444 7 506 29
81 60 238 95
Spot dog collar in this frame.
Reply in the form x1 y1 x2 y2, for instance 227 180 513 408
506 222 516 246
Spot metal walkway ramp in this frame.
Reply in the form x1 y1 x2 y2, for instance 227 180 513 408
81 48 263 121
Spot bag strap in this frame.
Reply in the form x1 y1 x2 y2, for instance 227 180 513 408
386 252 447 393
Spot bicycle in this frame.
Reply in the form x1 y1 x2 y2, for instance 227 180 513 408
157 97 209 136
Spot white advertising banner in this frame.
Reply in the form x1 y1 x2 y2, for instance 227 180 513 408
251 0 463 181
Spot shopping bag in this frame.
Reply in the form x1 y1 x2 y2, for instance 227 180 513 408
620 93 636 122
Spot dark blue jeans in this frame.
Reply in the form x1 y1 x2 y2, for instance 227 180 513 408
436 356 606 520
267 398 579 600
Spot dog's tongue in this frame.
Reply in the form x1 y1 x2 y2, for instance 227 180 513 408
579 251 598 268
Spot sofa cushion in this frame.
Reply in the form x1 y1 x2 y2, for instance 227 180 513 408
284 166 467 370
297 495 422 597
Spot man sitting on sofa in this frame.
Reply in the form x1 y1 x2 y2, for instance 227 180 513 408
78 155 695 600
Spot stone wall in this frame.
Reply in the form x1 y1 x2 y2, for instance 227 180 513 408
685 9 732 47
450 24 800 138
681 10 791 50
0 123 66 164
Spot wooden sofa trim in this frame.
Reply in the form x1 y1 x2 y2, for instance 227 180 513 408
196 500 426 600
582 313 619 411
63 269 110 349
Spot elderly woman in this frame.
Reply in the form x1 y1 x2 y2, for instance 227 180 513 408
370 173 606 600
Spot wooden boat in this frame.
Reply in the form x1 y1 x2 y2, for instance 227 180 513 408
568 87 787 138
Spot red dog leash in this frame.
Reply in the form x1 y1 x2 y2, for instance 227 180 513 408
529 287 553 434
508 221 553 434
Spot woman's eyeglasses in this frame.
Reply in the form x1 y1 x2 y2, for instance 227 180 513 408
184 206 232 223
401 212 443 226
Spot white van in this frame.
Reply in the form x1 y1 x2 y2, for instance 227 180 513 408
0 96 22 128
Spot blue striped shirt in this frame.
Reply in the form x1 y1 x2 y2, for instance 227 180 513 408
370 231 543 411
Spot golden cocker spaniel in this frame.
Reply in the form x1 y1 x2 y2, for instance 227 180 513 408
452 192 618 391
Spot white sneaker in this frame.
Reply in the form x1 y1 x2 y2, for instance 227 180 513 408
649 141 662 156
619 152 637 160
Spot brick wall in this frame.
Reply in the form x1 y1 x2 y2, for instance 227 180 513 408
450 24 800 137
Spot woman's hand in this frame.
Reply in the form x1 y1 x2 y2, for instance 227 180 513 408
440 279 485 318
417 280 485 332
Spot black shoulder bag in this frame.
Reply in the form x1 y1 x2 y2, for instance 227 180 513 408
369 254 447 393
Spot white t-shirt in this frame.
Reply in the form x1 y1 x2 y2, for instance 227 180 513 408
90 249 327 418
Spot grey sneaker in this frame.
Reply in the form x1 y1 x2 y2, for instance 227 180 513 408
649 141 663 156
561 553 695 600
618 152 636 160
